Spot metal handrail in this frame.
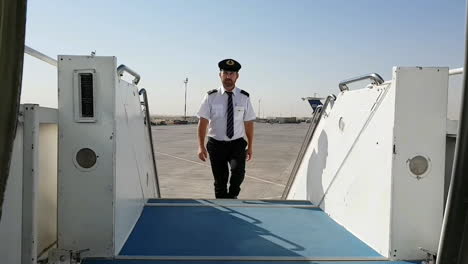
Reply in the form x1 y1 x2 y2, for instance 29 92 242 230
449 67 463 76
339 73 384 92
24 45 57 67
139 88 161 198
281 95 336 199
117 64 141 85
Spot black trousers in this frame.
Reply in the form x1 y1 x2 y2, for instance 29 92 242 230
206 137 247 198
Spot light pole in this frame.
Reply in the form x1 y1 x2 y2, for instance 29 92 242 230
258 99 261 118
184 77 188 120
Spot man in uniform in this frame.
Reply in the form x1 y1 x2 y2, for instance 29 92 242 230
197 59 256 199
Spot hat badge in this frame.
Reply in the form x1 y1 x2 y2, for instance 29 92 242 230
227 60 235 66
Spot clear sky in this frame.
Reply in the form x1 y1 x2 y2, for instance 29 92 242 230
21 0 466 118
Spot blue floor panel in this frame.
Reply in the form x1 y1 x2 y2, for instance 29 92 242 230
84 260 420 264
147 198 314 206
120 205 380 258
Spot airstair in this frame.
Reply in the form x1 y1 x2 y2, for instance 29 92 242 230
2 50 457 264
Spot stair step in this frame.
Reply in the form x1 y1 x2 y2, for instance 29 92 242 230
146 198 314 207
120 203 379 258
83 259 420 264
82 200 421 263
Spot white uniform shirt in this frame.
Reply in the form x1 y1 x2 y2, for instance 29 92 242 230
197 87 256 141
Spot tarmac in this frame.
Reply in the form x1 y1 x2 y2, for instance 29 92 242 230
152 122 309 199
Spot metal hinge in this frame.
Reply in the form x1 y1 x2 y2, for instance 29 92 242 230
419 247 437 264
48 248 90 264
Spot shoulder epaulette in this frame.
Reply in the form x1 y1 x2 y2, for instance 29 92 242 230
240 90 250 97
207 89 217 95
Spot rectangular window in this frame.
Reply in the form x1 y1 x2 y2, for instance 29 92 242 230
79 73 94 118
74 69 97 122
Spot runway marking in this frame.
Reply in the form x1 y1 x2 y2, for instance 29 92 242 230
156 151 286 187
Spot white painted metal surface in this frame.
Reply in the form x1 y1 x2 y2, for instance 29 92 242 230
114 80 156 254
446 119 458 137
323 82 395 257
289 83 394 256
58 56 157 257
38 107 58 124
58 56 117 257
0 105 59 263
22 105 40 264
37 123 58 256
0 123 24 264
390 67 447 259
287 67 448 260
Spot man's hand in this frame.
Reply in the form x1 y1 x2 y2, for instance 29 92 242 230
198 146 208 161
246 148 253 161
244 121 254 162
197 118 209 161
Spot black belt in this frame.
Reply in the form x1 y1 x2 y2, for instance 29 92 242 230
208 137 244 144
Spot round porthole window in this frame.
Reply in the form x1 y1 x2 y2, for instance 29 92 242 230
75 148 97 169
339 117 345 132
407 155 430 179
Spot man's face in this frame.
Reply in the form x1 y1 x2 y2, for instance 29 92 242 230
219 70 239 88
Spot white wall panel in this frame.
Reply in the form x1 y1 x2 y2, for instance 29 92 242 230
322 84 394 257
58 56 154 257
58 56 117 257
390 67 447 259
37 124 58 255
0 125 24 263
287 67 448 260
114 80 156 254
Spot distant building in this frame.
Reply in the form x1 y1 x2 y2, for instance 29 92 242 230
173 120 189 125
275 117 297 124
255 118 268 123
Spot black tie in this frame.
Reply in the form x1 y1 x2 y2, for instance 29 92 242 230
226 92 234 139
